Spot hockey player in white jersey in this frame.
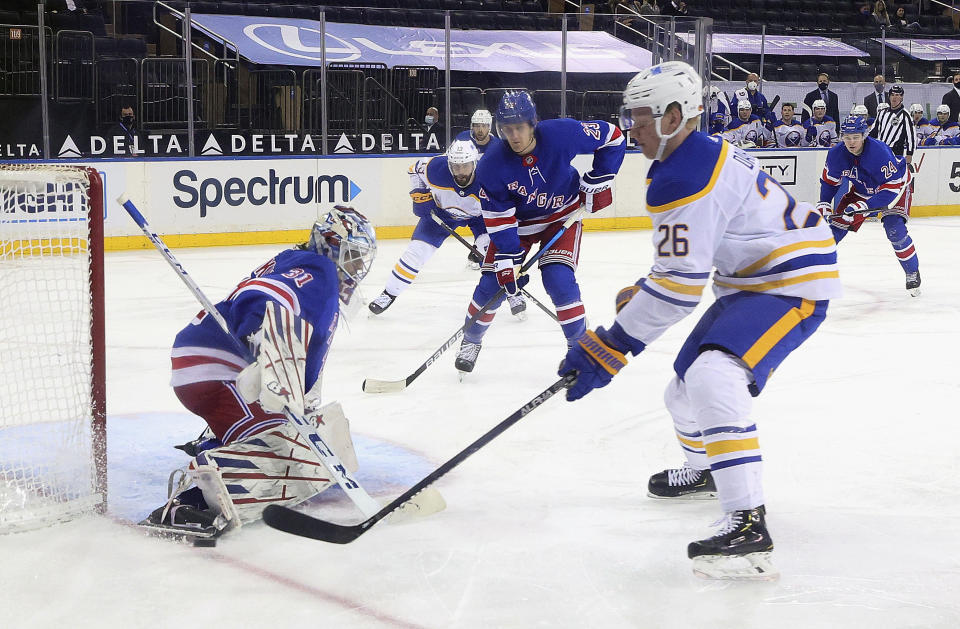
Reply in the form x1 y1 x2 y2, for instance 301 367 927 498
910 103 934 144
368 140 526 318
922 104 960 145
723 100 772 147
804 99 838 147
770 102 807 147
455 109 502 155
557 61 841 580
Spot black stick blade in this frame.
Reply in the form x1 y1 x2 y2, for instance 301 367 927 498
262 504 367 544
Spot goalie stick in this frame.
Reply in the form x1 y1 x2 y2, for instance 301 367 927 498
263 372 577 543
428 211 560 324
118 194 388 518
362 208 584 394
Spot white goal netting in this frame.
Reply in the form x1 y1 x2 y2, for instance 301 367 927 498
0 165 106 534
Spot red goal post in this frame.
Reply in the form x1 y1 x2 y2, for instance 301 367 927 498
0 164 106 533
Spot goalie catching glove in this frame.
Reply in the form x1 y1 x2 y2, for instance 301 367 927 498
236 302 314 415
578 172 614 214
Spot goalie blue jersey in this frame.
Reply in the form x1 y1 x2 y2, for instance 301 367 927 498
820 136 911 210
171 249 341 392
476 117 625 253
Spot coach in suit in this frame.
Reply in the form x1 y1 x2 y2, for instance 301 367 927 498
942 72 960 124
802 72 840 123
864 75 889 118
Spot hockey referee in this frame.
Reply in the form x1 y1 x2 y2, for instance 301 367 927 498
869 84 917 168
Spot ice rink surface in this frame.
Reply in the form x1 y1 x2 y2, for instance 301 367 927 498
2 217 959 629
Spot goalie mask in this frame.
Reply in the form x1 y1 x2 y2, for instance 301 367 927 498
307 206 377 305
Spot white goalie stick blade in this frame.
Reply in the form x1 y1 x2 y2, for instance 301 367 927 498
384 487 447 523
361 378 409 393
691 552 780 581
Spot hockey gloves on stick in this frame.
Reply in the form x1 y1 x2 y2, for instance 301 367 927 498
559 328 628 402
236 303 313 415
815 202 833 218
578 174 613 214
842 199 870 216
410 187 439 219
493 249 529 296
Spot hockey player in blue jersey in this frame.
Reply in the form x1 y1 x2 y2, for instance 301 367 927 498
557 61 841 579
142 207 377 538
453 90 626 374
368 140 526 317
455 109 502 155
819 115 921 296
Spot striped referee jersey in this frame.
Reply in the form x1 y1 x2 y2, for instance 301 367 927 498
870 105 917 158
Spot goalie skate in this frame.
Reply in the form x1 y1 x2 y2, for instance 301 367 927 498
688 507 779 581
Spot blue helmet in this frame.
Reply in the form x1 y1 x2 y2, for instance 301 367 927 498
841 115 868 135
496 90 538 127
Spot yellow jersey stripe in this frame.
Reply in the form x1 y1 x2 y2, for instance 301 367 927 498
646 141 729 214
713 270 839 293
393 264 417 280
650 276 706 296
677 435 704 449
735 238 837 277
705 437 761 457
741 299 816 368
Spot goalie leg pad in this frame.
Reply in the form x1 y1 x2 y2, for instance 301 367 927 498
189 406 358 524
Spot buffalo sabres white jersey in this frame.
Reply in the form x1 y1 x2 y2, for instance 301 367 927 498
615 132 841 346
408 155 482 221
924 120 960 145
803 116 838 147
723 115 772 147
914 117 934 143
772 119 808 147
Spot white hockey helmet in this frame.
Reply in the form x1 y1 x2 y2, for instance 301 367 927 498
620 60 703 159
813 99 827 110
446 139 480 187
471 109 493 126
737 99 753 111
878 102 890 111
851 104 868 116
307 206 377 305
908 103 924 114
936 103 951 115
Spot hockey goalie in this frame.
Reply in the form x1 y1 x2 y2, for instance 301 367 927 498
141 206 377 540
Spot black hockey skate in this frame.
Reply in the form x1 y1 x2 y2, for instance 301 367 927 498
507 294 527 320
455 340 482 375
688 506 778 580
905 271 921 297
368 291 396 315
648 466 717 500
139 498 228 543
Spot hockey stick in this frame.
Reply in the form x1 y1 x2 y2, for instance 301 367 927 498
362 208 584 393
429 211 560 323
117 194 384 518
264 372 576 542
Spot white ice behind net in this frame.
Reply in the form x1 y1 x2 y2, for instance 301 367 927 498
0 166 102 533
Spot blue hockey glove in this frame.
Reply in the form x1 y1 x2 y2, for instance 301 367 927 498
558 327 628 402
843 199 869 216
493 249 528 295
410 187 437 218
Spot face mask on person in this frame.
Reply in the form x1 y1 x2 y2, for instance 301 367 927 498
424 115 435 125
874 82 884 92
747 81 758 91
955 79 960 88
818 82 829 90
121 115 135 126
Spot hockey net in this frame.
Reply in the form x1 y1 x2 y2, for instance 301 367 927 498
0 164 106 534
